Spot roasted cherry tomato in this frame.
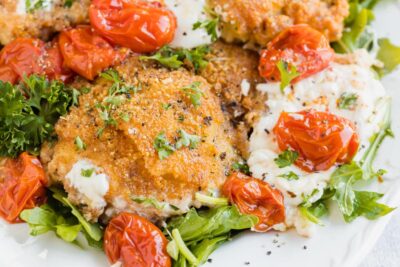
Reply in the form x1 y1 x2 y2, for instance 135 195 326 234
259 24 334 83
0 38 70 84
222 172 285 232
104 212 171 267
273 109 359 172
89 0 177 53
0 153 47 223
59 26 128 80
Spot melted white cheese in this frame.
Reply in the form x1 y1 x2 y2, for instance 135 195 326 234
65 159 109 210
165 0 216 49
248 51 388 236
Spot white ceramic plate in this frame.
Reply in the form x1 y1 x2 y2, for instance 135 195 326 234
1 2 400 267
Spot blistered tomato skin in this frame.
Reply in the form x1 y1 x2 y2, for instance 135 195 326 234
59 26 128 80
89 0 177 53
0 153 48 223
222 172 285 232
0 38 69 84
104 212 171 267
273 109 360 172
259 24 334 83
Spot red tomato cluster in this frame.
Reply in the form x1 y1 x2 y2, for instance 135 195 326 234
89 0 177 53
104 212 171 267
222 172 285 232
0 153 48 223
259 24 334 84
273 109 360 172
0 0 177 82
59 26 128 80
0 38 71 84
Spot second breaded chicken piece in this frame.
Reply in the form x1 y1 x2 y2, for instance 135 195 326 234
200 41 267 157
0 0 90 45
208 0 349 46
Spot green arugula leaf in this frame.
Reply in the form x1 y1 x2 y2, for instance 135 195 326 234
231 161 251 175
0 75 74 157
274 149 299 168
140 46 210 72
344 191 395 222
132 196 166 210
329 99 394 221
193 18 219 42
180 82 204 108
166 205 257 266
195 193 228 207
330 162 363 215
154 132 176 160
20 188 103 248
176 129 201 150
278 171 299 181
299 188 334 225
376 38 400 76
359 98 392 180
337 92 359 110
276 60 300 93
332 0 376 53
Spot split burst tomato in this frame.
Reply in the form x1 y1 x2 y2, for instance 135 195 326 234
222 172 285 232
89 0 177 53
0 153 48 223
273 109 360 172
59 26 128 80
259 24 334 84
0 38 70 84
104 212 171 267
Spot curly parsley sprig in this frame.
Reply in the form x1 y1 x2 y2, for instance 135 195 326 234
0 75 74 157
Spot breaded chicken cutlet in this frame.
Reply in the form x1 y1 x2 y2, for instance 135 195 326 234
41 55 240 223
208 0 349 46
0 0 90 45
200 41 266 157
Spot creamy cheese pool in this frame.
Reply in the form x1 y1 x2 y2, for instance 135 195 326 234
65 159 109 212
248 50 388 236
165 0 217 49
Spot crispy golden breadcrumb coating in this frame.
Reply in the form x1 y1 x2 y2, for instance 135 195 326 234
200 41 267 157
41 56 239 222
208 0 349 46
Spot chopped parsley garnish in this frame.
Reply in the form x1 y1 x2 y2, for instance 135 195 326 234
193 18 219 42
162 103 172 110
139 45 210 72
81 168 95 178
26 0 46 13
0 75 74 157
180 82 204 108
232 162 251 175
278 171 299 181
64 0 74 8
276 60 300 93
274 149 299 168
176 130 200 149
96 69 138 137
74 136 86 151
337 92 358 110
154 132 176 160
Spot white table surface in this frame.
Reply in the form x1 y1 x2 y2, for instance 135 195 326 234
360 210 400 267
